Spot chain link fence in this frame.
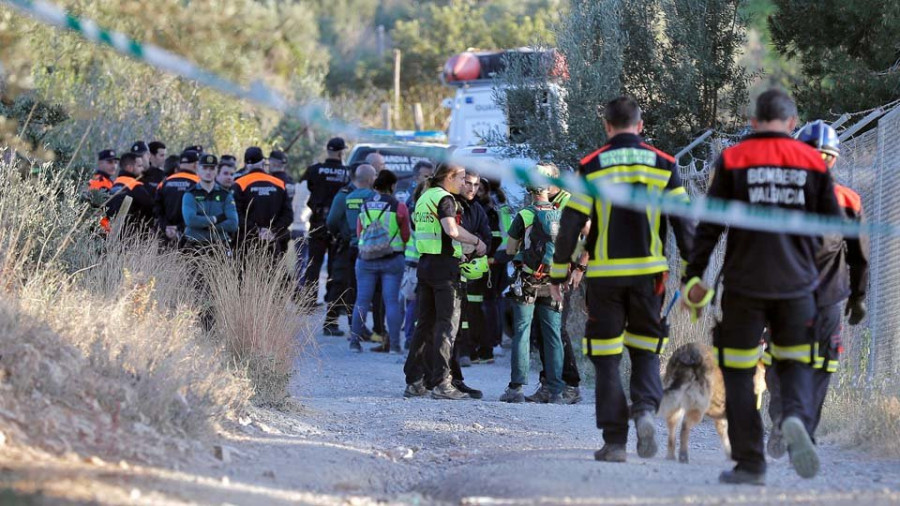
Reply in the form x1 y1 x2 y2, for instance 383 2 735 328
660 108 899 389
835 106 900 387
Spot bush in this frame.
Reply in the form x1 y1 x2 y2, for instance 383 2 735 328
0 155 311 459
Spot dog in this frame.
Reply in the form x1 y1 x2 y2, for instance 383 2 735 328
658 342 766 463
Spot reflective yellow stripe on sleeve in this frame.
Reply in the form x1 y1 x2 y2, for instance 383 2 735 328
467 294 484 303
583 335 624 356
666 186 690 203
586 256 669 277
566 192 593 215
761 350 773 366
713 346 761 369
624 331 668 354
770 343 813 364
550 262 569 279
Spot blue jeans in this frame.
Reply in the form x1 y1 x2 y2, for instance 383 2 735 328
510 298 564 394
351 254 405 350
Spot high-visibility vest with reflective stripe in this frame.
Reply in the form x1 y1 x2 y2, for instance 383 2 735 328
552 189 571 210
405 199 420 263
414 187 461 258
497 202 513 254
358 194 404 253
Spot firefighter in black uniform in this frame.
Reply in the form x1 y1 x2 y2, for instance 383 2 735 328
155 149 201 245
107 152 155 230
300 137 351 304
684 90 842 484
233 147 293 255
765 120 869 458
550 97 694 464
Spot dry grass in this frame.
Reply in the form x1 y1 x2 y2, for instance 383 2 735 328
818 382 900 457
0 155 313 460
201 243 318 406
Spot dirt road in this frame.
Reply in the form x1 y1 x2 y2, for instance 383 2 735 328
3 330 899 505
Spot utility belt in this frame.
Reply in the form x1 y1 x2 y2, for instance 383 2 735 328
508 267 560 310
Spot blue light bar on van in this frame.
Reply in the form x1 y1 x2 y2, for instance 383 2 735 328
363 129 448 142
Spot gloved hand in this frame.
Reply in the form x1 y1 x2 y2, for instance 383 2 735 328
845 296 867 325
681 276 714 323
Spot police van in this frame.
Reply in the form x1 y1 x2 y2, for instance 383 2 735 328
346 141 451 203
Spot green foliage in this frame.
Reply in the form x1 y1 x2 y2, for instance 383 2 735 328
769 0 900 118
497 0 751 162
1 0 329 171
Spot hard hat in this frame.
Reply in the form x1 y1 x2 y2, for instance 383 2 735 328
460 256 489 280
797 120 840 157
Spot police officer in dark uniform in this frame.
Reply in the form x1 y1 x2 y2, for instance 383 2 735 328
155 149 201 244
684 90 842 484
233 147 293 255
300 137 351 305
269 150 295 199
144 141 167 188
550 96 694 464
107 152 155 230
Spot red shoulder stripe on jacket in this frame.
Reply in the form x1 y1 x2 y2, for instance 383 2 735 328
722 137 827 173
834 184 862 213
579 145 612 167
640 143 676 163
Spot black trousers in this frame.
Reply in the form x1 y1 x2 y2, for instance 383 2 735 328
373 280 386 335
584 278 666 445
483 262 509 347
404 276 462 388
718 290 816 474
458 276 488 360
304 226 339 306
537 285 581 387
767 301 841 438
324 244 356 327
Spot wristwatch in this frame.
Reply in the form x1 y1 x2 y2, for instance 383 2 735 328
573 263 587 272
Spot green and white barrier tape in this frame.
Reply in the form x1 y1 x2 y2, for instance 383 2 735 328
4 0 898 239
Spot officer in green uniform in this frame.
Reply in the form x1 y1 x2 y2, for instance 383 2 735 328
500 164 566 404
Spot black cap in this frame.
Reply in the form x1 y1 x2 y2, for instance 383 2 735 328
184 145 204 154
200 154 218 167
98 149 119 161
326 137 346 151
130 141 148 154
219 155 237 167
180 150 200 164
269 150 287 163
244 146 264 165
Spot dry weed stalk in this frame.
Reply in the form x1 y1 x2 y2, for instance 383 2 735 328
201 242 318 406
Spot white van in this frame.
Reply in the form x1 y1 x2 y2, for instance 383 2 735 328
442 49 567 148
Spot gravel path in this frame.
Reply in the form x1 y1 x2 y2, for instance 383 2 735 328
3 327 897 505
244 330 900 505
